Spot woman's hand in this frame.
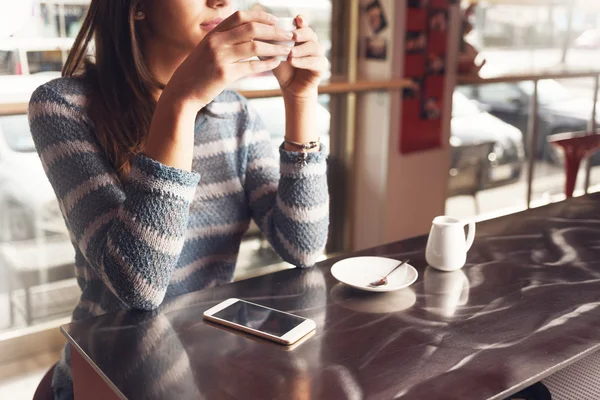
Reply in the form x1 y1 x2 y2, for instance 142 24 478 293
273 15 329 101
162 11 294 111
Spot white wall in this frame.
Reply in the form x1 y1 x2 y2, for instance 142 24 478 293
353 1 461 250
353 0 396 249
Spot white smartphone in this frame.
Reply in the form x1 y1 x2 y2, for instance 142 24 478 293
202 298 316 345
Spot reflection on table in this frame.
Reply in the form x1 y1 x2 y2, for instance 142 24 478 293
63 193 600 399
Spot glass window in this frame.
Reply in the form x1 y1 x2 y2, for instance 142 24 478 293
38 4 60 38
0 115 36 152
0 51 18 75
249 95 331 153
64 5 88 38
452 91 481 118
477 82 523 104
519 79 571 105
447 87 527 219
26 50 64 74
449 1 600 220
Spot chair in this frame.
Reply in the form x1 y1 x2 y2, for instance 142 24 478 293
33 364 56 400
448 141 495 214
547 131 600 198
544 349 600 399
504 382 552 399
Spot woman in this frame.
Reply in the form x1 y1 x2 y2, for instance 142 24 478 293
28 0 329 398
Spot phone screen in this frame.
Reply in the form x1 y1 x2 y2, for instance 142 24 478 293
212 300 305 337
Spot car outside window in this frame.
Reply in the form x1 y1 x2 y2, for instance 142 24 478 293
519 79 571 105
0 114 36 153
478 83 523 104
452 92 482 118
26 50 64 74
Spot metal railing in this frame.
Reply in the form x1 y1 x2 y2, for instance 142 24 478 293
4 68 599 213
457 69 600 208
3 68 598 210
0 78 412 115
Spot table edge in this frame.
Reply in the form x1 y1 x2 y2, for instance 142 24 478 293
490 343 600 400
60 325 129 400
62 322 600 400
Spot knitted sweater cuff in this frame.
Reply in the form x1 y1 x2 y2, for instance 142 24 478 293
279 144 328 178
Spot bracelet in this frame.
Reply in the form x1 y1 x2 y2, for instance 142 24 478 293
284 137 320 151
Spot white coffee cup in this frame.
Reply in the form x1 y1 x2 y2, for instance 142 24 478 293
269 17 296 61
425 216 476 271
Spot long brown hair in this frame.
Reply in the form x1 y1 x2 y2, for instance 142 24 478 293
63 0 162 177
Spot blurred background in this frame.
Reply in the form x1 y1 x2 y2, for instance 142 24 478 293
0 0 599 397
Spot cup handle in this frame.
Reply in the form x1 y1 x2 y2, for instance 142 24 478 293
465 220 476 251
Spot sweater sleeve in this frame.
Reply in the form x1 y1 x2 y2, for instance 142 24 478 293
244 103 329 268
28 82 200 310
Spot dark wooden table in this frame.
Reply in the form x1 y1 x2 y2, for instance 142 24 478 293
63 194 600 399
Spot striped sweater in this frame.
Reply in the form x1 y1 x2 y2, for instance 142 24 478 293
28 77 329 398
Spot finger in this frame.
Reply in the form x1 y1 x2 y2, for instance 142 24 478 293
288 56 328 74
230 41 292 62
290 41 323 58
295 15 308 28
292 26 318 43
234 57 282 77
220 21 293 45
214 10 277 32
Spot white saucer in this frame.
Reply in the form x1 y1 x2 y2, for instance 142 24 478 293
330 256 418 293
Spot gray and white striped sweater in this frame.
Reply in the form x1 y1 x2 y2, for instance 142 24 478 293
28 77 329 398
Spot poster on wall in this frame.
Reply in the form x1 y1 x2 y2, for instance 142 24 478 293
361 0 391 61
400 0 450 154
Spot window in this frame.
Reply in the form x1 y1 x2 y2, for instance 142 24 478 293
0 51 17 75
448 1 599 220
477 82 523 104
26 50 64 74
452 91 481 118
519 79 571 105
64 5 88 38
0 115 36 153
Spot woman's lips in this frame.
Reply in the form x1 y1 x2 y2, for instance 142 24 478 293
201 18 224 31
